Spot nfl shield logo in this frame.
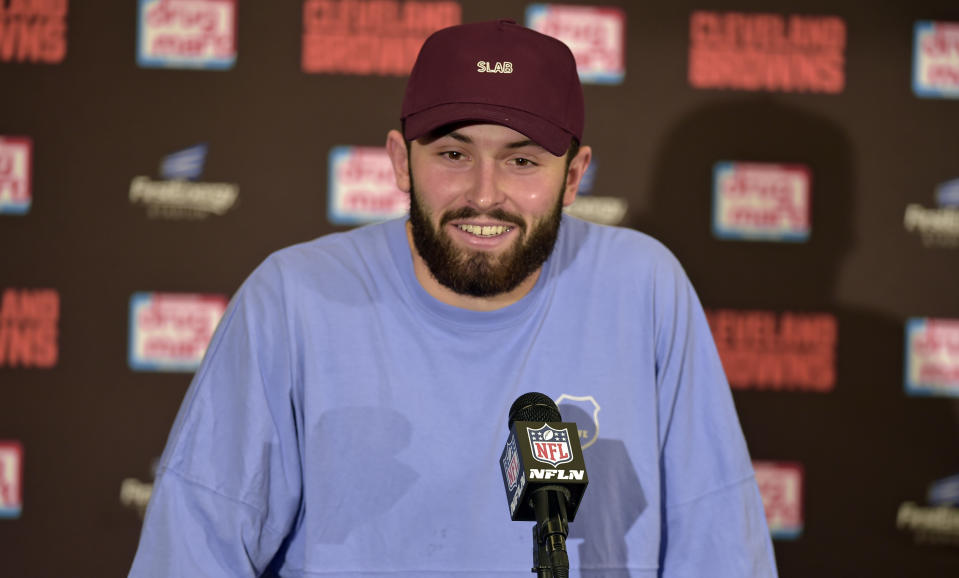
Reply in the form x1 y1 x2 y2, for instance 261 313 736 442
502 436 521 491
527 424 574 467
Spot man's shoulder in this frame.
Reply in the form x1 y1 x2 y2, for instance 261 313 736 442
560 216 682 271
266 219 399 271
240 219 403 296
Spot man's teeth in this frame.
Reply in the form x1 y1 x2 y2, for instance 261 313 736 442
457 224 512 237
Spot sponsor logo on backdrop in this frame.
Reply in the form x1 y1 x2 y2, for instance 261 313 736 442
328 146 408 224
302 0 461 75
707 309 837 392
913 21 959 99
904 318 959 398
129 143 239 220
555 394 600 449
754 461 803 540
928 473 959 507
0 288 58 369
0 0 68 64
689 11 846 94
897 474 959 545
0 136 31 215
120 459 158 519
137 0 237 69
128 292 227 372
526 4 625 85
563 157 629 226
713 162 811 242
904 178 959 247
0 441 23 519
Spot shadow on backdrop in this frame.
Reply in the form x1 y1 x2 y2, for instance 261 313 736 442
633 97 958 576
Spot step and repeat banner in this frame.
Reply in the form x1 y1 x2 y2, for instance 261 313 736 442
1 1 958 576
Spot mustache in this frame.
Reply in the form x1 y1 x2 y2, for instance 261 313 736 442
439 207 526 229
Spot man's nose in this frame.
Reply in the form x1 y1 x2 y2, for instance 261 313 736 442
464 159 506 210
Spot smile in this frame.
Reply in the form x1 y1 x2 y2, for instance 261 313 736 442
456 224 514 237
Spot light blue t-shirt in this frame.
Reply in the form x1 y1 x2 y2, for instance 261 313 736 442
130 216 778 577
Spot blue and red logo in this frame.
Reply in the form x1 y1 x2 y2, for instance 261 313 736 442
137 0 237 70
0 137 33 215
0 441 23 519
913 21 959 99
502 436 521 491
527 424 574 467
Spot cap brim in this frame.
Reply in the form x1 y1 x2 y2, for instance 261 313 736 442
403 103 574 156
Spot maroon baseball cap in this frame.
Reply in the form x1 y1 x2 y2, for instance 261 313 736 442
401 19 584 156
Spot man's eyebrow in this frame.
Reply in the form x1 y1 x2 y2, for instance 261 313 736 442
444 131 472 144
505 139 545 151
440 131 546 151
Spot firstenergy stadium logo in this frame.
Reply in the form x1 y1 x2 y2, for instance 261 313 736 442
129 143 239 220
904 178 959 248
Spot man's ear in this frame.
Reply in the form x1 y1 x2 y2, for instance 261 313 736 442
562 145 592 206
386 129 411 193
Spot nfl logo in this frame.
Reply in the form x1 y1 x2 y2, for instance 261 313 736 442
527 424 574 467
502 436 520 491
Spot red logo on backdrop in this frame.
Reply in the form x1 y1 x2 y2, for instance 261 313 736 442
905 318 959 397
689 11 846 93
0 441 23 518
302 0 461 75
0 136 32 215
707 309 837 392
713 162 812 242
913 21 959 99
754 461 803 539
0 288 59 369
526 4 626 84
137 0 237 69
328 146 409 224
128 292 227 372
0 0 68 64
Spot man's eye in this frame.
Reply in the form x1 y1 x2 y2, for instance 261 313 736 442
442 151 464 161
512 157 536 167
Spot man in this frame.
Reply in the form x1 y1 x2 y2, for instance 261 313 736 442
130 19 778 577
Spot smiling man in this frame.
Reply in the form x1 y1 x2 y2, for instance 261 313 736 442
130 19 778 578
390 123 588 309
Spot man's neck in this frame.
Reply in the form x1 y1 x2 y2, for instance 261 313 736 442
405 222 541 312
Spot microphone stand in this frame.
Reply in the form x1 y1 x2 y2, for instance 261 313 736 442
529 486 571 578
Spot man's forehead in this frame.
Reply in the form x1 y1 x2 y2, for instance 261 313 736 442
419 123 548 151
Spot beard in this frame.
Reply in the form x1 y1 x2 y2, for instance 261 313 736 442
408 179 566 298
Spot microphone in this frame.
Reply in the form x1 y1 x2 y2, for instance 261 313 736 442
500 392 589 577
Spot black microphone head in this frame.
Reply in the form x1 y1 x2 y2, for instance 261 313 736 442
508 392 562 430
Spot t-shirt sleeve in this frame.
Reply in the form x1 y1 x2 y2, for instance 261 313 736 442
652 253 779 577
129 258 303 577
